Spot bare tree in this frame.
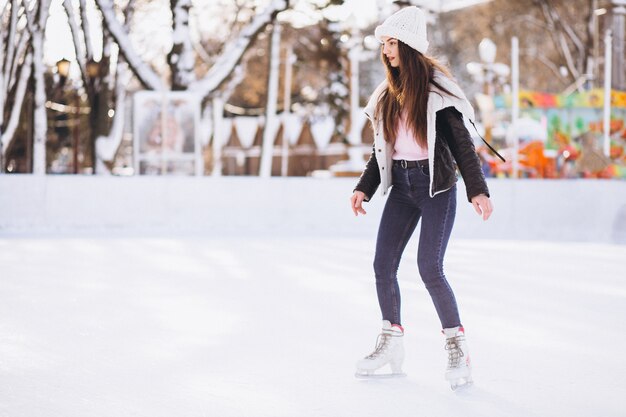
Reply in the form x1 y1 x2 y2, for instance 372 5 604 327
95 0 290 97
25 0 52 175
1 0 31 171
3 0 358 175
533 0 598 88
436 0 612 93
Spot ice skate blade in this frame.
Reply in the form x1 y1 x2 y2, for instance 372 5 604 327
449 377 473 391
354 371 407 379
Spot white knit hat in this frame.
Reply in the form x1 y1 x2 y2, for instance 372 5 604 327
374 6 429 54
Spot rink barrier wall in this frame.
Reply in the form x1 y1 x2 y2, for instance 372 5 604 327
1 175 625 243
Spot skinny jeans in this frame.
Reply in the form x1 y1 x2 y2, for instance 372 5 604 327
374 162 461 329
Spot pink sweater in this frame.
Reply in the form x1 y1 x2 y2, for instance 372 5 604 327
392 111 428 161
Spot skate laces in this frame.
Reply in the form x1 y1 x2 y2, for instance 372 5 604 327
445 335 465 368
365 333 391 359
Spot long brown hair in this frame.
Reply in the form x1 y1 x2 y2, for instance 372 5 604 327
376 40 457 148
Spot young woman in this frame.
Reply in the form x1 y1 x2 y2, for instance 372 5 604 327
350 6 493 390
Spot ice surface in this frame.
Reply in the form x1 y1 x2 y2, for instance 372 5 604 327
1 235 625 417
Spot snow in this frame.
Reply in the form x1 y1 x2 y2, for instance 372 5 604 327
200 105 213 147
310 116 336 148
234 117 261 148
62 0 88 80
95 0 165 91
95 64 130 165
78 0 95 60
1 53 31 154
8 31 30 93
28 0 52 175
171 0 196 87
282 113 304 146
217 118 233 149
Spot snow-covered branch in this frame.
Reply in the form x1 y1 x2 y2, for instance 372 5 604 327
6 29 30 94
94 0 165 91
95 64 130 170
2 0 19 89
190 0 289 98
63 0 89 87
536 0 582 80
79 0 94 60
123 0 135 31
221 63 247 102
534 52 568 83
1 53 31 154
0 33 4 139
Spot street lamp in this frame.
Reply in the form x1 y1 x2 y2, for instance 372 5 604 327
86 58 101 174
55 58 81 174
467 38 510 142
86 58 100 78
478 38 496 65
56 58 71 77
56 58 71 87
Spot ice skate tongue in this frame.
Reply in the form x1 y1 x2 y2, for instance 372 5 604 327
443 327 464 338
381 320 403 335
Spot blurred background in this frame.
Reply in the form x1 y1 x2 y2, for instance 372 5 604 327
1 0 625 179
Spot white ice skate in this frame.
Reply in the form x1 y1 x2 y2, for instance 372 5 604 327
355 320 405 378
443 326 473 390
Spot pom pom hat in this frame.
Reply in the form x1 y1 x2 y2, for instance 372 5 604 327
374 6 429 54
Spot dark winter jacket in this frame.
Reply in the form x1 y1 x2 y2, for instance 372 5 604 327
354 106 490 202
354 73 489 203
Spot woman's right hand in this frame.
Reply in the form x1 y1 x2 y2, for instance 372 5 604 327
350 191 367 216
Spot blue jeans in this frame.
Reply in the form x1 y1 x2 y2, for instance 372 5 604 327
373 162 461 329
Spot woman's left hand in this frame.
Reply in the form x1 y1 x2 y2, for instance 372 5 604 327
471 194 493 221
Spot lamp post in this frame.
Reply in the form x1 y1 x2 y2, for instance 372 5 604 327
56 58 79 173
57 58 81 174
56 58 71 82
347 30 362 147
478 38 497 96
259 22 281 178
86 58 101 174
343 15 379 170
467 38 510 142
612 0 626 90
281 43 295 177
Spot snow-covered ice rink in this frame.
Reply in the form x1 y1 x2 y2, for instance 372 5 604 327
2 235 625 417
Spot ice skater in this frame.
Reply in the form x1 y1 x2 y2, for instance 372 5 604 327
350 6 495 390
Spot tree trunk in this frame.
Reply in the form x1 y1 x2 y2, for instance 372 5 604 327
168 0 196 90
1 53 32 156
2 0 19 90
79 0 94 60
26 0 51 175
